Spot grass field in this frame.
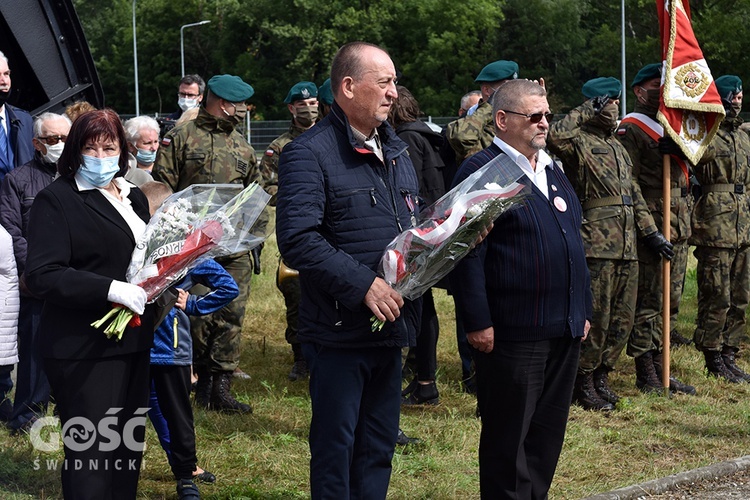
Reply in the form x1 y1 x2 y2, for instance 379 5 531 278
1 216 749 499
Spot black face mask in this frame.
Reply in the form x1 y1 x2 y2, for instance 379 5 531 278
638 87 660 114
0 89 10 107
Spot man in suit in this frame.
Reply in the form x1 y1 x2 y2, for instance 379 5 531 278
451 79 592 499
0 51 33 184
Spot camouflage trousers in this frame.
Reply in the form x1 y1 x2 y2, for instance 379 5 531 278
579 258 638 374
693 245 750 351
276 263 300 346
191 253 253 373
627 240 689 358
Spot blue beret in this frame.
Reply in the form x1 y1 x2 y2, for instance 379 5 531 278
582 77 622 99
207 74 254 102
475 60 519 83
631 63 662 88
715 75 743 102
318 78 334 106
284 81 318 104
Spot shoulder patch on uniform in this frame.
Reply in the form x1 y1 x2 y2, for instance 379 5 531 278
161 137 172 146
265 149 275 156
236 159 248 175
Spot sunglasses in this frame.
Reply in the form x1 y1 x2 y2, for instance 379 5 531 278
37 135 67 145
502 110 554 123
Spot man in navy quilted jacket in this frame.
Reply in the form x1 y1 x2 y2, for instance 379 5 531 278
276 41 420 499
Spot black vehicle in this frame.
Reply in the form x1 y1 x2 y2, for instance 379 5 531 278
0 0 103 116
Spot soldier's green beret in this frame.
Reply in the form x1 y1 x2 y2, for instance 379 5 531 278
631 63 662 88
284 81 318 104
582 77 622 99
318 78 334 106
207 74 254 102
715 75 743 101
475 60 519 83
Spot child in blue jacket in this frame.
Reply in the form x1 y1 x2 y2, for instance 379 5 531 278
142 181 239 499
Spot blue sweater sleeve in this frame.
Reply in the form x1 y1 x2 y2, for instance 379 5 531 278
182 260 239 316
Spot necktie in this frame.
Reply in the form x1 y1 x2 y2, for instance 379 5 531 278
0 116 8 168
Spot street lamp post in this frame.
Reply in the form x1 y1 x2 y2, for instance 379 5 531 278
181 20 211 77
133 0 139 116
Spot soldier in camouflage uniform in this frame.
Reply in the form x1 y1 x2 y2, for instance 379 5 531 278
445 60 519 166
548 77 673 411
690 75 750 383
260 81 319 381
617 63 701 395
153 74 264 413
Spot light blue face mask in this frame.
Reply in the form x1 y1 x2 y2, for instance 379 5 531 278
77 154 120 187
135 148 157 165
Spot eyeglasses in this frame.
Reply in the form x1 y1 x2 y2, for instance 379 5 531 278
38 135 67 145
502 110 554 123
178 92 200 99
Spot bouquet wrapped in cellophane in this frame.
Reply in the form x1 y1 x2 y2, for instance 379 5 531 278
372 154 528 330
93 183 270 340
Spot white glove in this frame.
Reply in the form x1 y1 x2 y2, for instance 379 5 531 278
107 280 147 315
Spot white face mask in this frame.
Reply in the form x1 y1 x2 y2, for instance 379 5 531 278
42 142 65 164
178 97 199 112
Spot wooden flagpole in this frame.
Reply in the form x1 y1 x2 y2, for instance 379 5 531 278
662 153 671 397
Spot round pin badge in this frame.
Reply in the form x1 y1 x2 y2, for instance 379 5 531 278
553 196 568 212
551 184 558 192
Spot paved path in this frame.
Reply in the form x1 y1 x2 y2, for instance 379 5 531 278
584 456 750 499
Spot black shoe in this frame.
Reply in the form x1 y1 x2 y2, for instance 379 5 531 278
593 366 620 405
396 428 420 446
209 372 253 413
462 374 477 395
193 470 216 484
721 346 750 382
572 372 614 411
402 381 439 406
635 352 664 394
652 350 697 396
401 377 418 397
705 350 743 383
288 359 309 381
176 479 200 499
670 330 693 347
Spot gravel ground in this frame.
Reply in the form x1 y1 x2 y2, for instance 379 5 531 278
644 467 750 499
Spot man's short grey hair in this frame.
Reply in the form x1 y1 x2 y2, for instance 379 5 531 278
32 112 72 138
460 90 482 111
492 80 547 120
123 115 160 144
330 41 386 98
0 50 8 66
180 74 205 95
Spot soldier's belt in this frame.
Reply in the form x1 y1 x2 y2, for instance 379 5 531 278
582 195 633 210
701 183 745 194
642 187 688 198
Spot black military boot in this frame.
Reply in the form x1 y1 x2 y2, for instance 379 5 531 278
652 350 696 395
670 330 693 347
193 367 212 409
704 350 743 383
720 346 750 382
210 372 253 413
573 372 614 411
634 351 662 394
288 344 309 381
592 366 620 405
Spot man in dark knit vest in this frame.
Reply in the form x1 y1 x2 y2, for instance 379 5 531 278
451 79 592 500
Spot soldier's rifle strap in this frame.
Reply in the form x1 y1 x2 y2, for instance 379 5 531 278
582 195 633 210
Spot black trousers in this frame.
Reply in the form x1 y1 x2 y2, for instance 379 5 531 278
44 351 150 500
415 289 439 381
474 335 580 500
150 364 197 480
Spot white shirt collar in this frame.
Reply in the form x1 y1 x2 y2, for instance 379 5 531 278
492 136 553 199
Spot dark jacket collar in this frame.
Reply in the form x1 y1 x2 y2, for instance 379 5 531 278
329 101 408 161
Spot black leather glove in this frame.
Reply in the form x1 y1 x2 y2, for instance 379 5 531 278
591 95 610 114
690 173 702 199
643 231 675 260
251 243 263 275
658 137 687 160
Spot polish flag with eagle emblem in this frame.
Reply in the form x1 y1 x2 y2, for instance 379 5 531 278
656 0 724 165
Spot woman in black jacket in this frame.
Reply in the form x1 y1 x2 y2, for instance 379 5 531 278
389 86 447 405
25 109 155 499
